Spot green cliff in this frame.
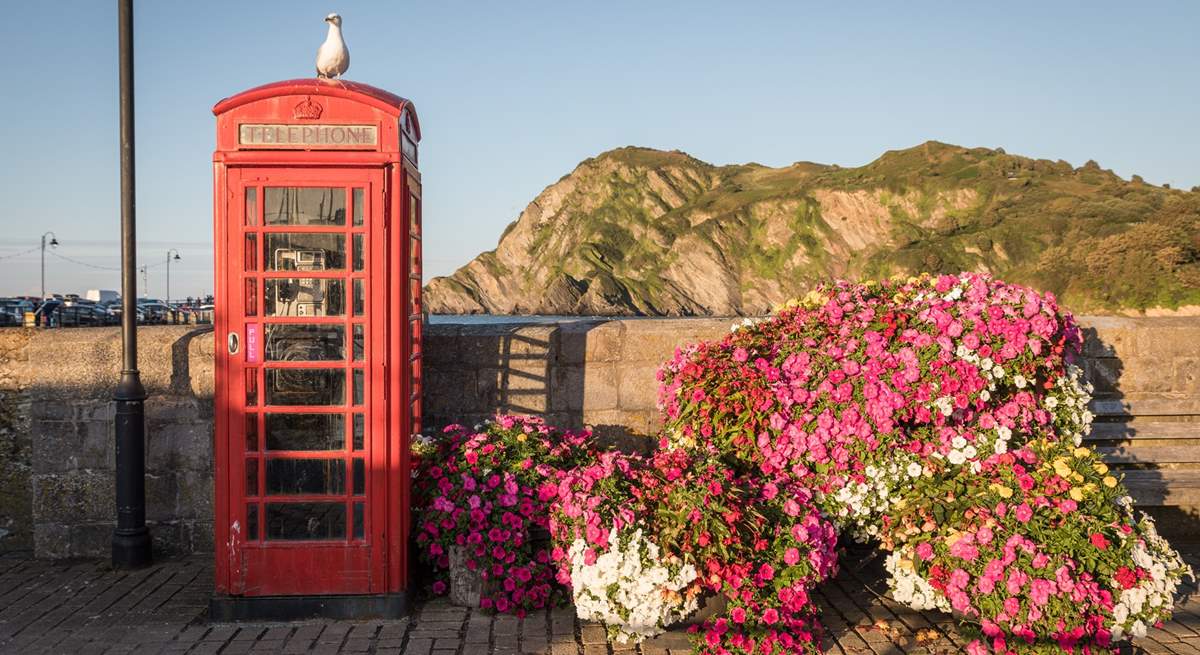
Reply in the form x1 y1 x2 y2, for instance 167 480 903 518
425 142 1200 315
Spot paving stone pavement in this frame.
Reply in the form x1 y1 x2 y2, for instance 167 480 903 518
1 547 1197 655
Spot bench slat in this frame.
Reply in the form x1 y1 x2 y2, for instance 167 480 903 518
1091 397 1200 418
1097 446 1200 464
1086 422 1199 441
1117 470 1200 506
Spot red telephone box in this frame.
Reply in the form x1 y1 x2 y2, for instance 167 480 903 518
209 79 421 619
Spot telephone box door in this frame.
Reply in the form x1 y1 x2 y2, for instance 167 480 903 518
222 167 388 595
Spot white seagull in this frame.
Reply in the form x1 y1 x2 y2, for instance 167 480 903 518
315 13 350 79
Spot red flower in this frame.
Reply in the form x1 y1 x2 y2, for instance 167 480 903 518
1114 567 1138 590
1089 533 1109 550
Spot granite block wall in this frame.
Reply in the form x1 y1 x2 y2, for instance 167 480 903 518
0 316 1196 557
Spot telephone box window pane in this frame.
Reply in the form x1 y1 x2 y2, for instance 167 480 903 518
245 459 258 496
352 414 364 450
265 369 345 406
245 368 258 406
265 279 344 317
352 188 364 226
352 458 365 496
264 187 345 226
264 233 345 271
410 194 418 232
352 369 364 406
353 324 364 361
352 502 364 539
353 234 364 271
245 413 258 452
410 238 421 273
244 278 258 316
244 234 257 271
266 413 344 450
245 188 257 226
265 324 344 361
247 504 258 540
266 502 345 540
353 280 364 316
265 458 346 495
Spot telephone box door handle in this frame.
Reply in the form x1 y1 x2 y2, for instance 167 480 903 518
228 331 240 355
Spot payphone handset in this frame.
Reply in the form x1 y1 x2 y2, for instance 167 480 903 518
272 247 330 317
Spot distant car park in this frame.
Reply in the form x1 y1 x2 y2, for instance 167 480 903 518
0 296 209 328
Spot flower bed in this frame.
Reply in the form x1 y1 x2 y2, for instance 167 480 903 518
415 273 1192 654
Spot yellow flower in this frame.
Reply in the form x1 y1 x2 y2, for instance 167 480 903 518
1071 472 1084 483
1052 459 1072 477
992 484 1014 499
1069 487 1084 501
1093 462 1109 475
1103 476 1118 488
1073 447 1091 458
516 433 527 442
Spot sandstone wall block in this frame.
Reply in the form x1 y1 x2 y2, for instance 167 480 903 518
582 363 619 411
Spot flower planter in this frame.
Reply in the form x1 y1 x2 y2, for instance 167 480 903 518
447 527 552 608
447 545 490 607
674 592 728 627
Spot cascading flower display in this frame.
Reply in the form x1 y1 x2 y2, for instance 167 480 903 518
414 273 1191 655
657 273 1192 654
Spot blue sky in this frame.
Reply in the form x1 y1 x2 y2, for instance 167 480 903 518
1 1 1197 298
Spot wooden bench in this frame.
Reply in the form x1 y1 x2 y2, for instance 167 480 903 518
1086 398 1200 507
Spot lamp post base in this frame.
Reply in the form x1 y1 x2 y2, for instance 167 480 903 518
112 527 153 568
113 378 151 570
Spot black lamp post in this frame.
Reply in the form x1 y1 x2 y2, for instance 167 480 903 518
112 0 151 569
40 231 58 300
165 248 181 306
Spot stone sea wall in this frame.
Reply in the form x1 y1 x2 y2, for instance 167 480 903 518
0 316 1196 558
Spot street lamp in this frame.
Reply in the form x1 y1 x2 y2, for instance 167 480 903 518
40 231 58 299
165 248 181 306
112 0 151 569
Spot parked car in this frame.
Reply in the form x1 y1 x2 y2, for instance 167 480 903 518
0 298 36 326
54 304 96 327
137 301 173 324
90 304 119 326
101 300 123 322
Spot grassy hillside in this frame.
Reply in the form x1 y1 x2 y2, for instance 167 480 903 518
425 142 1200 315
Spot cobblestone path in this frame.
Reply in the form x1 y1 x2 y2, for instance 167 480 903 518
1 548 1197 654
